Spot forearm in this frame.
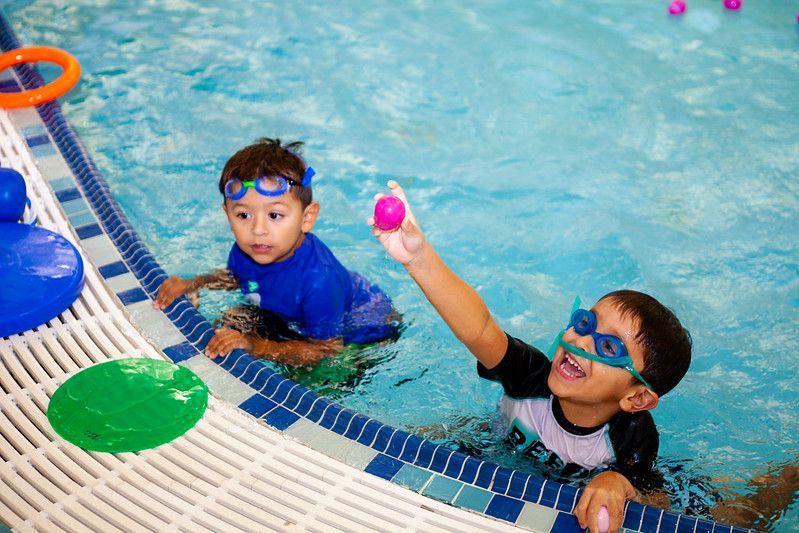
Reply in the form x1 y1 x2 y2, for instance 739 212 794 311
405 243 506 368
188 269 239 291
247 336 343 366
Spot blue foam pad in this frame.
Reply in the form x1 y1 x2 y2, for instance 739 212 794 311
0 223 84 337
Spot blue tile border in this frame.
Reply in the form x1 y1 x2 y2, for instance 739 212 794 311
0 12 754 533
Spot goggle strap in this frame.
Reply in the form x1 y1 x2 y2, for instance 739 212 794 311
557 338 655 391
570 296 581 315
301 166 315 187
546 330 564 361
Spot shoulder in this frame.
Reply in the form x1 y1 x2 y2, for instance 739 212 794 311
607 410 659 468
477 333 551 398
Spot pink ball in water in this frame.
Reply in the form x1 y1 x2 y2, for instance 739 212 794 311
723 0 741 10
597 506 610 533
373 195 406 231
668 0 686 15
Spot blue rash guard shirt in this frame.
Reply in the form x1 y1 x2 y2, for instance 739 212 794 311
227 232 397 344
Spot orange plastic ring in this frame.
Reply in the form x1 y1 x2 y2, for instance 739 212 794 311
0 46 81 108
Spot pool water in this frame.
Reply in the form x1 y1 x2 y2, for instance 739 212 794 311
7 1 799 529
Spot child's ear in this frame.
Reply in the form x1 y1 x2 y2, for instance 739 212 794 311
620 387 659 413
301 202 320 233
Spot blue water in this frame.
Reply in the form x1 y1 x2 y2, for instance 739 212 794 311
6 1 799 529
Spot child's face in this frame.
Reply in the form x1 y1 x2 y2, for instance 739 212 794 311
223 188 318 265
547 298 647 407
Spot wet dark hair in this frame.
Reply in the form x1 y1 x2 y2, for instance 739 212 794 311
599 289 692 397
218 137 313 207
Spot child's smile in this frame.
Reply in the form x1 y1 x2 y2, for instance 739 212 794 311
557 351 587 380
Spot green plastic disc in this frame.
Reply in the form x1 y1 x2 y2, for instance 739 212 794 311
48 358 208 453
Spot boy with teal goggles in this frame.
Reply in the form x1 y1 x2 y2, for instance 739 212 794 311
550 297 655 391
224 166 316 200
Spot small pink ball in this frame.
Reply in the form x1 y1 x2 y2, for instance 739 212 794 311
723 0 741 10
668 0 686 15
373 195 406 231
597 506 610 533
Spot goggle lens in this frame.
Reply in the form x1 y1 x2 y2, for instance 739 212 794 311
568 309 627 359
254 176 290 194
224 176 290 200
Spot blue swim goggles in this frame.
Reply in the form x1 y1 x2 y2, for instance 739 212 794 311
224 166 315 200
548 297 654 390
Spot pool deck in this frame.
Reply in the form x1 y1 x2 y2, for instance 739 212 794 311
0 16 752 533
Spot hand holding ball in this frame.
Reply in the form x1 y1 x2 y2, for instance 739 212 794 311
373 195 405 231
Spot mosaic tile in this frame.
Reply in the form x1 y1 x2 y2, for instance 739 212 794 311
163 341 200 364
105 272 140 294
126 301 186 349
289 422 377 469
641 505 663 532
442 451 466 479
515 502 558 532
623 501 645 530
180 355 254 405
422 475 462 503
453 484 492 513
550 511 584 533
79 233 122 267
485 494 524 523
97 261 129 279
30 142 57 158
25 133 50 147
365 453 404 481
8 107 41 128
48 176 75 192
60 196 90 215
67 210 96 228
238 394 277 418
555 483 578 512
262 406 299 431
392 464 432 492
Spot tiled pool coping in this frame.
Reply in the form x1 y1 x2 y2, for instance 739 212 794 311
0 13 749 533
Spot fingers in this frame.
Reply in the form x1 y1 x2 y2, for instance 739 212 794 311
205 329 249 358
153 277 186 310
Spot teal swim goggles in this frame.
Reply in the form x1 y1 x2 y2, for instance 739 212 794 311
549 297 654 390
224 166 315 200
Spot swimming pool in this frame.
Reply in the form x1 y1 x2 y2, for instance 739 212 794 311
6 0 798 529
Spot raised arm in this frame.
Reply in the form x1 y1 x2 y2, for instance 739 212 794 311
153 268 239 310
370 181 507 369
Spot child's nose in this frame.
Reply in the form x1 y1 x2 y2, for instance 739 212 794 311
252 215 269 235
571 330 595 353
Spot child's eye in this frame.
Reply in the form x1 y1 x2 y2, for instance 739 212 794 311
236 212 252 220
269 212 283 220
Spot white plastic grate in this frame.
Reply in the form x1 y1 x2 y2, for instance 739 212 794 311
0 108 524 532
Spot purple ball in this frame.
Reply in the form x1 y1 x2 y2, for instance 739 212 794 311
668 0 686 15
374 195 406 231
723 0 741 10
597 506 610 533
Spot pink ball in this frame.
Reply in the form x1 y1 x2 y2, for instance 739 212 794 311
723 0 741 10
668 0 686 15
597 506 610 533
373 195 406 231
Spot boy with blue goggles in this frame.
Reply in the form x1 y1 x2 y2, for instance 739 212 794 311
223 166 316 200
552 298 654 391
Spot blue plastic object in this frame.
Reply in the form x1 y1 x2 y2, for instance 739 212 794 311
0 167 26 222
0 222 84 337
